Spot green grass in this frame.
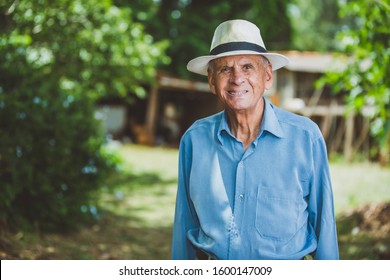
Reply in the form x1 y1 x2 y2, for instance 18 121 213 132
2 144 389 260
330 161 390 214
100 144 178 228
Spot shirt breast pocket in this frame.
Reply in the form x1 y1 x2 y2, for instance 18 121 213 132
255 185 301 241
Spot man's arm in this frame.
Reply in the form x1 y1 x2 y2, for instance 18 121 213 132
171 140 198 259
309 136 339 260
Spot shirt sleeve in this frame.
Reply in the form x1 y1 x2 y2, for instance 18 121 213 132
171 140 198 259
308 136 339 260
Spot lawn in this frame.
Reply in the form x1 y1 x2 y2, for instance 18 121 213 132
330 161 390 214
1 144 389 260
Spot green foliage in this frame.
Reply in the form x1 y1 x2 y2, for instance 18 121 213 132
1 0 169 101
318 0 390 161
0 0 168 231
121 0 293 78
289 0 343 51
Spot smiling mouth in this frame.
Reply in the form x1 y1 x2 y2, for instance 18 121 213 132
227 90 248 96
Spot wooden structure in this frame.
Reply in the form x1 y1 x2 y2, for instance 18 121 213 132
145 72 213 145
132 71 220 146
272 51 371 159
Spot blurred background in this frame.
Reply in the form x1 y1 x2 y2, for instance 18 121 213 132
0 0 389 260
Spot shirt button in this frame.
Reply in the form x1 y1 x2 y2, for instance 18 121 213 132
239 194 244 200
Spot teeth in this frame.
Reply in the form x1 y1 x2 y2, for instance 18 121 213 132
227 90 247 96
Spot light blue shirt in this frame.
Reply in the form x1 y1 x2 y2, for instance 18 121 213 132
171 98 339 260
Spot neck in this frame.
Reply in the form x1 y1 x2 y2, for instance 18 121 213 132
226 101 265 150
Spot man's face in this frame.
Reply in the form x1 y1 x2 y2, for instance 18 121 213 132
208 55 273 113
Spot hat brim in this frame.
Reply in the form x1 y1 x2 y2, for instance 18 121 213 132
187 50 289 76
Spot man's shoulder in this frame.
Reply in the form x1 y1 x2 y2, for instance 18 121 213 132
272 104 322 138
183 111 223 136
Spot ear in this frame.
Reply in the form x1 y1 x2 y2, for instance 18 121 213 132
207 70 217 95
264 64 273 90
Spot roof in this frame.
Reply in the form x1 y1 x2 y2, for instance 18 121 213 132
279 51 348 73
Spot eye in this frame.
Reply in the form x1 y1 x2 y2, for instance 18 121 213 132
219 66 231 73
243 64 254 70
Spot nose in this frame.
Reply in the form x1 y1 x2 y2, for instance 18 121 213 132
229 69 245 85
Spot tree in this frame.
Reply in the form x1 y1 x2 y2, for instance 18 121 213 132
289 0 344 51
318 0 390 163
117 0 293 78
0 0 169 230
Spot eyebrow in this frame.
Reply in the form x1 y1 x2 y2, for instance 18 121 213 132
217 61 256 69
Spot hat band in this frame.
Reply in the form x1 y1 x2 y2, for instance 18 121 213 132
209 41 267 55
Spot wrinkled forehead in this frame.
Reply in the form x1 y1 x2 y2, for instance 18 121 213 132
209 54 268 68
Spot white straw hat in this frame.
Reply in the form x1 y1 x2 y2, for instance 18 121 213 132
187 19 289 75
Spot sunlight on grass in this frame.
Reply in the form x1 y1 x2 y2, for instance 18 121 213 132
100 144 179 228
119 144 179 179
330 161 390 215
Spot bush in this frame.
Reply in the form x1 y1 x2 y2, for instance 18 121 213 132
0 79 119 231
0 0 167 231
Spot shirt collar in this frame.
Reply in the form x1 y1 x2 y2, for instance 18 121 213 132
261 97 284 139
217 112 230 145
217 97 284 145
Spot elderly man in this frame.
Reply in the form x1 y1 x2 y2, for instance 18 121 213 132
171 19 339 260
